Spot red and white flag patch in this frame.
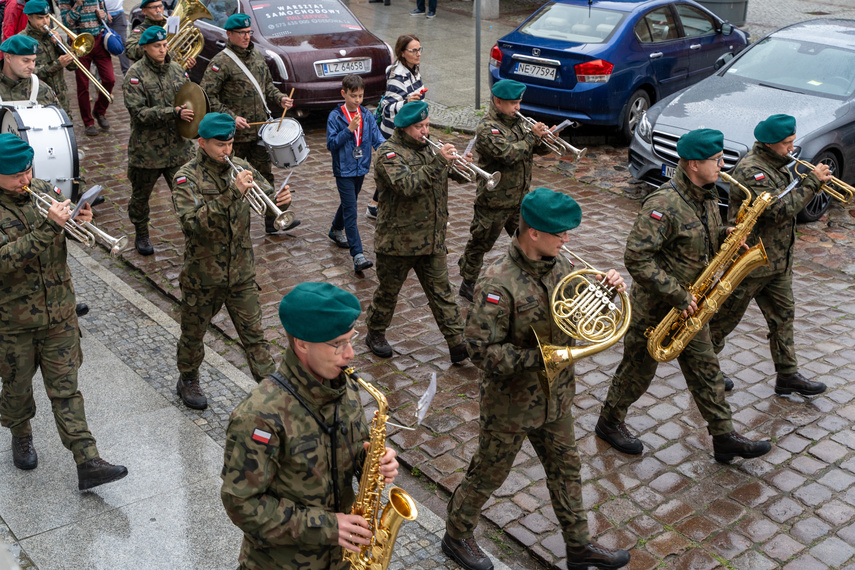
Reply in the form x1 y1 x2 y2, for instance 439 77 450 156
132 28 141 33
129 78 139 84
212 64 220 72
486 293 501 304
176 176 187 184
491 128 500 134
385 152 396 159
650 210 663 220
251 429 271 444
754 172 766 181
53 186 62 195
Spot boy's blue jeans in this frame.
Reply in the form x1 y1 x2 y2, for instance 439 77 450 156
332 176 365 257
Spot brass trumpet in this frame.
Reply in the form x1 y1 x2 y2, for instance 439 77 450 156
515 112 587 161
222 155 295 231
44 20 113 103
421 136 502 190
789 155 854 204
25 186 128 258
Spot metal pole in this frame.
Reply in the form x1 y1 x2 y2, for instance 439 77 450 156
475 0 481 109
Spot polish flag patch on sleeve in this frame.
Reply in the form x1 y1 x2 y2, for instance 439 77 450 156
176 176 187 184
53 186 62 195
251 429 271 444
754 172 766 181
129 78 139 84
491 128 500 134
212 64 220 72
486 293 501 304
650 210 663 220
385 152 396 159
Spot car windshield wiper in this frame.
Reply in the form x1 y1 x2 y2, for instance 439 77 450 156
758 82 802 94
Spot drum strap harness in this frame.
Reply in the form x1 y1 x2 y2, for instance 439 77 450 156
0 75 40 106
221 48 272 119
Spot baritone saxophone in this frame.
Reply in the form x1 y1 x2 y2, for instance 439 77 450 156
342 368 418 570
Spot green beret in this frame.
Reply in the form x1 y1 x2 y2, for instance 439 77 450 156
394 101 429 128
23 0 50 15
754 114 796 144
224 13 251 30
279 282 361 343
139 25 167 46
0 35 38 56
521 187 581 234
140 0 161 7
491 79 526 100
0 134 34 175
676 128 724 160
198 112 236 141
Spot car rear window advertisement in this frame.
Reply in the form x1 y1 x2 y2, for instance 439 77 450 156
250 0 361 36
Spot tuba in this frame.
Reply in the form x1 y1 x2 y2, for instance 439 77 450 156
343 368 418 570
166 0 212 69
534 248 631 398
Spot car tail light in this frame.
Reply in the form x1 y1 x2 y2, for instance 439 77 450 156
575 59 613 83
265 49 289 81
490 44 503 68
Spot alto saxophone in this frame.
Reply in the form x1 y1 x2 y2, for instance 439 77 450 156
645 172 776 362
342 368 418 570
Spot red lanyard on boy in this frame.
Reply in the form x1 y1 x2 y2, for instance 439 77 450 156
341 105 362 148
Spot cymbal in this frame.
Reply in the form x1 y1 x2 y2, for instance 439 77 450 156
175 82 209 139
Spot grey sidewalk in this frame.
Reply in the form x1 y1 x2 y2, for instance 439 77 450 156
0 243 510 570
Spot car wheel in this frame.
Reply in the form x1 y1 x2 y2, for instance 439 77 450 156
796 150 837 223
621 89 650 142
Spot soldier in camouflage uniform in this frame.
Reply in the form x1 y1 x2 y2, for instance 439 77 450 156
123 25 194 256
457 79 552 302
595 129 772 464
444 188 630 570
364 101 468 364
125 0 163 61
221 282 399 570
0 133 128 490
172 113 292 409
200 13 297 235
0 34 59 105
709 114 831 395
17 0 74 118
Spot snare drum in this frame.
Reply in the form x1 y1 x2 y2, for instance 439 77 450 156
259 117 309 168
0 105 79 197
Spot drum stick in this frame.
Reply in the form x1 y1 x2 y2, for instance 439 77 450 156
247 120 278 126
278 88 296 131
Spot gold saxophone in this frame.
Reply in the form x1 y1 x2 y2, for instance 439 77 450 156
645 172 774 362
342 368 418 570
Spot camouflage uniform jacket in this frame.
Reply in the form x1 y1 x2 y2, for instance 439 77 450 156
473 104 551 208
124 54 194 169
172 147 283 290
625 166 730 312
466 236 576 432
728 142 820 277
221 348 369 570
200 42 284 144
19 23 70 108
0 65 58 105
0 179 75 333
125 16 163 62
373 129 466 256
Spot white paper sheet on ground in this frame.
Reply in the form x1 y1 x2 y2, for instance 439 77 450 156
416 373 437 425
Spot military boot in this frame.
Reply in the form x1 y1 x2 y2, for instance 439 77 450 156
459 280 475 302
441 532 493 570
722 373 734 392
77 457 128 490
450 342 469 364
566 542 631 569
712 431 772 464
775 372 826 396
134 228 154 256
177 372 208 410
75 303 90 317
366 331 392 358
595 416 643 455
12 434 37 470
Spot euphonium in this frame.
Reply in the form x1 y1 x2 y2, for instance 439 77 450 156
343 368 417 570
645 172 773 362
166 0 212 68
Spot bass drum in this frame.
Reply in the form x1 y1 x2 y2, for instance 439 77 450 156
0 105 79 198
259 117 309 168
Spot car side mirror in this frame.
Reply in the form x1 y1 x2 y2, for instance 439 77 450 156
720 23 733 36
714 52 734 70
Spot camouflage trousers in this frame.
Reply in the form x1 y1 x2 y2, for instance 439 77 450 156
366 252 464 347
601 295 733 436
0 317 99 464
446 412 589 547
177 281 275 382
458 203 519 283
709 272 798 374
127 165 180 230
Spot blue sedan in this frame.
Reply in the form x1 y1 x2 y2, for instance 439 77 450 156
489 0 749 140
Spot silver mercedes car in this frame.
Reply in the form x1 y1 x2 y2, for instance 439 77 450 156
628 18 855 222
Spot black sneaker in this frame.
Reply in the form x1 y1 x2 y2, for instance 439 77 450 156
329 229 349 248
426 10 436 18
441 532 493 570
409 8 424 15
595 416 643 455
366 331 392 358
12 434 37 470
77 457 128 490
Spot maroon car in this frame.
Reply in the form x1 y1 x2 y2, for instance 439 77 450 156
132 0 393 113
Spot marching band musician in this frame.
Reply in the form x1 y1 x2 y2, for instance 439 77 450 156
709 114 831 395
17 0 74 118
200 13 298 235
123 25 194 257
0 34 59 105
444 188 630 570
0 133 128 490
221 282 399 570
171 113 290 410
364 101 469 364
594 129 772 464
125 0 197 69
457 79 552 302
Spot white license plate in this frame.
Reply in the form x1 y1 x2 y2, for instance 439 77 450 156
322 59 370 77
515 62 556 81
661 164 676 178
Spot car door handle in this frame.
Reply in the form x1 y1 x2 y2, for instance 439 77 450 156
216 40 226 48
649 52 663 59
690 44 702 50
